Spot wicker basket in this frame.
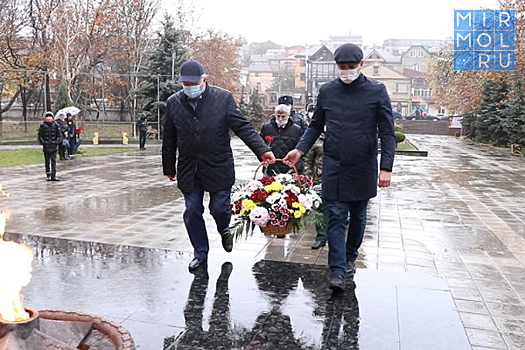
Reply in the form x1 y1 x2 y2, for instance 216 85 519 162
261 222 293 237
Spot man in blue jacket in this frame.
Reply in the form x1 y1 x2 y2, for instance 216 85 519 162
284 43 396 292
162 60 275 272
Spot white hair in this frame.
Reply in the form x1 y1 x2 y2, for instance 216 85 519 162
274 104 291 115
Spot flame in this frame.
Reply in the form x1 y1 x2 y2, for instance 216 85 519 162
0 204 34 322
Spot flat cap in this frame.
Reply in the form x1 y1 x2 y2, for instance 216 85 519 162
178 60 205 83
334 43 363 64
278 95 293 105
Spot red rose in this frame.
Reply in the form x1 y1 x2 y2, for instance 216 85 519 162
264 136 274 141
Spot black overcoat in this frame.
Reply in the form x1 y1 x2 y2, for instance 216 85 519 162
162 84 270 193
260 116 303 174
296 74 396 201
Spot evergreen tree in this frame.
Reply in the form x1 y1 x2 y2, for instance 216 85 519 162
53 83 71 113
137 15 185 135
503 74 525 146
476 79 509 146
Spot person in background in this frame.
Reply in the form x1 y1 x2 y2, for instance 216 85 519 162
55 112 71 160
303 104 328 250
162 59 275 272
38 112 62 181
66 113 79 157
277 95 307 133
136 113 148 150
259 104 303 175
284 43 396 292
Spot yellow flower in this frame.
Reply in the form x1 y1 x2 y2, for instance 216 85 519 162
294 210 302 218
264 181 283 193
292 202 306 214
240 199 256 214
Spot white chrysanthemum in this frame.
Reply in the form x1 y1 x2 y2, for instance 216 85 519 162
284 184 300 195
278 198 288 207
265 192 282 204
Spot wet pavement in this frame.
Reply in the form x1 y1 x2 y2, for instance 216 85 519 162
0 135 525 349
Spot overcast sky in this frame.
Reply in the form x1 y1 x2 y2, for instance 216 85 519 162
164 0 502 46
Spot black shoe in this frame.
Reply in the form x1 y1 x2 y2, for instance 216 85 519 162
329 275 345 293
311 241 326 250
221 233 233 253
188 258 207 272
346 260 356 277
218 262 233 282
50 177 61 182
46 175 52 181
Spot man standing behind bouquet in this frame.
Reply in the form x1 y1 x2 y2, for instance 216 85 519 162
284 43 396 292
162 60 276 272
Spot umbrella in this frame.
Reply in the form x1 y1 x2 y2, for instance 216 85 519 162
56 106 81 117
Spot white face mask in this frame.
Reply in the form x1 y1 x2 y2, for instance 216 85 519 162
338 68 360 84
276 119 288 128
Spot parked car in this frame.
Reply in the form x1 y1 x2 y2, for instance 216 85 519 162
408 114 440 121
393 111 403 120
435 113 448 120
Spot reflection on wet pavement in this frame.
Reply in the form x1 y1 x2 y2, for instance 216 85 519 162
7 233 467 350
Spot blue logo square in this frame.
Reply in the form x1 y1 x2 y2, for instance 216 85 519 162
474 31 494 51
474 51 494 70
495 51 514 70
455 31 473 50
475 10 494 30
495 10 514 30
455 10 473 30
495 31 514 50
454 51 473 70
454 9 514 71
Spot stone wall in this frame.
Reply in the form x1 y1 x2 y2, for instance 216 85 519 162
396 120 449 135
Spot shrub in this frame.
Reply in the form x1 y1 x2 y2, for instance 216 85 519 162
395 131 406 144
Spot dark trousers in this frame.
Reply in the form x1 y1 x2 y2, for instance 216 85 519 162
183 177 231 260
43 149 57 177
59 143 69 160
326 199 369 277
139 130 147 149
314 201 329 242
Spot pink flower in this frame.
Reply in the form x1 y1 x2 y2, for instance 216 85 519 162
249 207 269 227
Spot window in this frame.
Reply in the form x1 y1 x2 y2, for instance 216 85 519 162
300 59 306 67
256 82 261 91
395 84 399 92
300 73 305 81
413 64 420 71
255 72 261 77
373 66 379 75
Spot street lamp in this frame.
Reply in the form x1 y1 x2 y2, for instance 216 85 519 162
171 51 177 82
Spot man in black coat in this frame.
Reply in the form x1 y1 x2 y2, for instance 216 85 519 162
284 43 396 292
162 60 275 272
277 95 308 133
38 112 63 181
259 104 303 175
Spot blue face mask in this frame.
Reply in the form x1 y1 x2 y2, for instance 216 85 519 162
183 85 202 99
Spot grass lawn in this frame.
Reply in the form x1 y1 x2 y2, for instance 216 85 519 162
396 140 417 150
0 147 132 167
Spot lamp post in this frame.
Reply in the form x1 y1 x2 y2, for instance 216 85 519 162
171 51 177 82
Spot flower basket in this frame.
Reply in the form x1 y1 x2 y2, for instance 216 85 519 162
228 159 323 240
261 222 293 237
